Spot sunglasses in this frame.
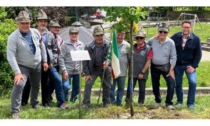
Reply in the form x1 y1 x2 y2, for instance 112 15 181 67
159 31 168 34
136 37 144 40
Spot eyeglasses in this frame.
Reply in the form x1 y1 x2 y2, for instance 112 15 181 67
183 27 190 29
159 31 168 34
136 37 144 40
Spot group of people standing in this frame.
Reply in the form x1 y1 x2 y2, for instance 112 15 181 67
7 9 202 119
111 21 202 111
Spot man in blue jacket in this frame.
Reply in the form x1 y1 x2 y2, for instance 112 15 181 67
171 20 202 109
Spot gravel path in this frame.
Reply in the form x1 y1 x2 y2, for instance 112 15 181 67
201 50 210 61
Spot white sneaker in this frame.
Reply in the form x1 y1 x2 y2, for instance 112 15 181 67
154 102 161 108
167 105 175 110
12 113 20 119
175 103 183 109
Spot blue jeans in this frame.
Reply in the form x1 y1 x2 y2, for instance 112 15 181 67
49 67 65 107
110 76 126 105
62 74 79 102
175 65 197 106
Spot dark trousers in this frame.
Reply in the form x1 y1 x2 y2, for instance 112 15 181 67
151 64 175 105
126 78 146 104
21 66 56 106
41 66 50 105
83 68 111 105
21 78 31 105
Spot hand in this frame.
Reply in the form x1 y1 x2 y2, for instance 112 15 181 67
85 75 92 82
81 72 85 77
43 62 48 72
48 64 53 69
167 70 175 80
154 33 159 40
62 72 68 80
103 62 108 69
186 66 195 73
138 74 143 79
14 73 24 85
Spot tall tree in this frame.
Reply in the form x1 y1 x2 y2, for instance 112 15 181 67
41 7 68 26
103 7 147 116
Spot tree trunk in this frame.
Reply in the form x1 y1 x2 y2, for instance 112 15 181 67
129 21 134 117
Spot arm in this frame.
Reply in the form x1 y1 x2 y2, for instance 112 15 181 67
167 41 177 79
138 48 152 79
58 43 67 73
40 40 47 63
192 37 202 69
103 43 111 69
48 33 59 66
82 46 90 75
146 38 153 46
40 39 48 71
58 43 68 80
7 35 24 85
7 36 20 75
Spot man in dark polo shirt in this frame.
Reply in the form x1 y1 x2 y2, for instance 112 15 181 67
171 20 202 109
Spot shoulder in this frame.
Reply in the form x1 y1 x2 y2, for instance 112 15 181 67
123 40 130 46
166 37 175 47
103 40 110 45
8 29 18 40
78 40 85 45
147 37 156 42
171 32 182 37
145 44 151 49
191 33 200 40
30 28 41 38
30 28 40 35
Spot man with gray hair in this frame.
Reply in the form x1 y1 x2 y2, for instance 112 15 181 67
147 23 177 110
59 26 84 103
7 10 48 119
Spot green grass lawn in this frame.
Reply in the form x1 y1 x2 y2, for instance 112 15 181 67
145 23 210 42
1 94 210 119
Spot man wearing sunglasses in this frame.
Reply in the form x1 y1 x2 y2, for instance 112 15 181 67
126 32 152 106
171 21 202 109
147 23 177 110
59 26 84 103
83 26 111 108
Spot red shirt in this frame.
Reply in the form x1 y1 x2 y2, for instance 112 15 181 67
147 48 153 59
137 47 153 59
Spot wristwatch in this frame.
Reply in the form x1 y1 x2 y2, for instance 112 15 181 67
140 71 144 74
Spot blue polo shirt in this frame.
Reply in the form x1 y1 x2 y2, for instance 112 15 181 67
21 31 36 55
41 30 48 45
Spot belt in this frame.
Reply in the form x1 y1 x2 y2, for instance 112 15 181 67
152 63 169 67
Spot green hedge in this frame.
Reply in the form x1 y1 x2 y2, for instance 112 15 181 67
0 7 17 96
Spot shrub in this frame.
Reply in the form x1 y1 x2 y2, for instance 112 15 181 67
0 7 17 96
